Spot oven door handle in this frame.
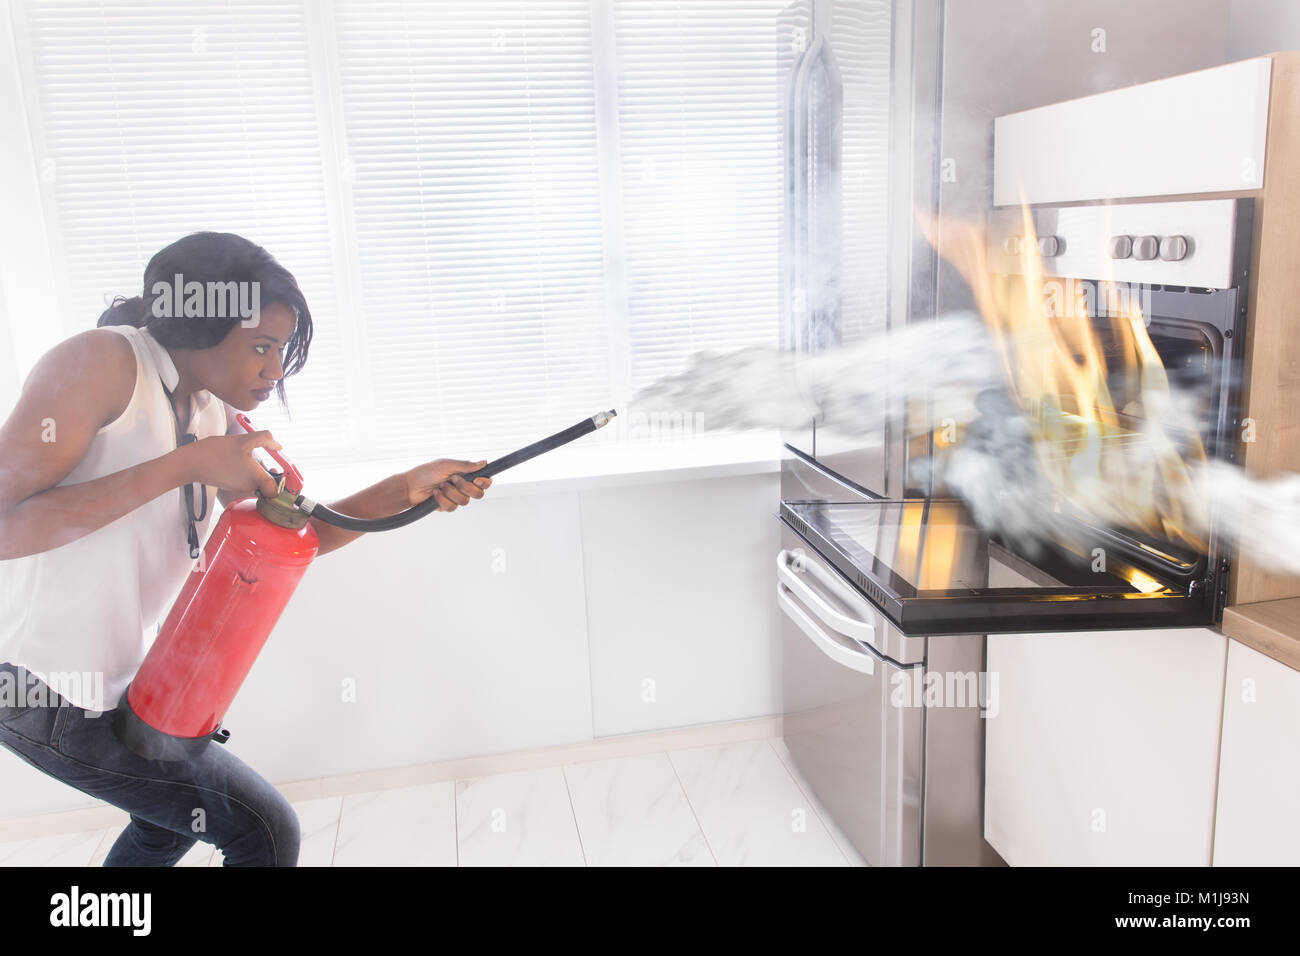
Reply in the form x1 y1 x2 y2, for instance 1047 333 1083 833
777 582 876 676
776 548 878 646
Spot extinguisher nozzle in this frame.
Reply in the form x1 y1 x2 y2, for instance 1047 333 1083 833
305 409 617 533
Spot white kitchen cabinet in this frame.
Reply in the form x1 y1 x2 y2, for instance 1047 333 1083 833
0 467 787 822
993 56 1270 205
984 627 1227 866
581 472 782 736
224 490 595 781
1212 640 1300 865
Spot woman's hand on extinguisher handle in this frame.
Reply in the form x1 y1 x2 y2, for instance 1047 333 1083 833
403 459 492 511
179 431 285 500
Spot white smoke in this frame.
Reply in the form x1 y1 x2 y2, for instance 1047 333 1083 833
631 316 1300 575
632 311 1002 438
1203 462 1300 574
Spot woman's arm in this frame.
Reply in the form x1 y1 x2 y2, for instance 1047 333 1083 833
307 473 412 557
0 451 194 560
309 463 491 558
212 403 410 556
0 329 195 560
211 405 491 557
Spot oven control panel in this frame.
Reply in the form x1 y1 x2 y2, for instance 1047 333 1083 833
986 199 1241 289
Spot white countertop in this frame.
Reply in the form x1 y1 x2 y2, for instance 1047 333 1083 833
295 429 782 502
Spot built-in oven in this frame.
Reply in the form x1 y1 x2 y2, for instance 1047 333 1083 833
784 198 1253 636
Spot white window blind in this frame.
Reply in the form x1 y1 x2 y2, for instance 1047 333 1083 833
16 0 352 463
331 0 611 461
9 0 895 471
612 0 792 403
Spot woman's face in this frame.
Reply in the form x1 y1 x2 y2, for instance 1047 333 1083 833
195 301 299 411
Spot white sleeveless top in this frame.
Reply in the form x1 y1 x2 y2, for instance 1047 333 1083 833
0 325 227 711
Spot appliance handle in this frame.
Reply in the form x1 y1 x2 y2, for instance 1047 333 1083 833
776 548 877 645
777 583 875 676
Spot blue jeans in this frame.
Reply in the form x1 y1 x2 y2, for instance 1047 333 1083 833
0 663 299 866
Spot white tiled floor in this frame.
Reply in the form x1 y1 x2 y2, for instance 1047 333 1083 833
0 736 867 867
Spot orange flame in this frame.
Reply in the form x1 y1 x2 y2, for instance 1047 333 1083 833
920 206 1209 554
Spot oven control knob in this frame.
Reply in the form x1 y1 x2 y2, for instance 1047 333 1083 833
1132 235 1159 260
1109 235 1133 259
1037 235 1061 257
1002 235 1023 256
1159 235 1189 261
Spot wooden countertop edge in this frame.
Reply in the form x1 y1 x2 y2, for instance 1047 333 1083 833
1220 599 1300 673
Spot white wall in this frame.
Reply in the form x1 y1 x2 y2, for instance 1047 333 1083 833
0 273 16 415
0 1 65 400
1229 0 1300 59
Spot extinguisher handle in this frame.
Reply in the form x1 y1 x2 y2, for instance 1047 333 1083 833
234 413 305 494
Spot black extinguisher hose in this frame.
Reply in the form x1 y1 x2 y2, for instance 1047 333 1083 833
293 409 617 532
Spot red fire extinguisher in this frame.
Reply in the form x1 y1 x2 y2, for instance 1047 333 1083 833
115 414 318 760
115 408 617 761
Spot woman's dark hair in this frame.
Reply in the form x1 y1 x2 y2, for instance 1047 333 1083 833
97 232 313 410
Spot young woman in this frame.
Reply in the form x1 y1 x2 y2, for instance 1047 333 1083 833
0 232 491 866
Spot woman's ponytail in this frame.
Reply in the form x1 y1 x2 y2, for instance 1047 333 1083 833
97 295 148 328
